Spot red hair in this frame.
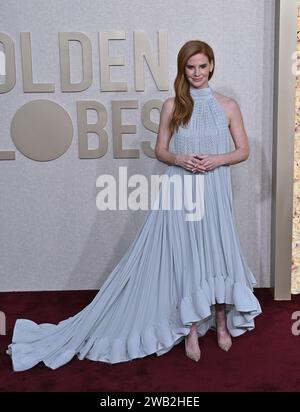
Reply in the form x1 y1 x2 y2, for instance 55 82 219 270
169 40 215 135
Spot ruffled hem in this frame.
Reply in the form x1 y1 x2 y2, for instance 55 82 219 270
7 277 262 371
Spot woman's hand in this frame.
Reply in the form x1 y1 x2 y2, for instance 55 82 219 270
194 153 224 172
175 153 207 173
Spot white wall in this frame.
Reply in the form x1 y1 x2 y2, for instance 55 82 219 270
0 0 275 290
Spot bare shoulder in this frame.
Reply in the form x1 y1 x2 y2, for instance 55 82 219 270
159 96 175 122
213 91 239 110
212 91 240 126
163 96 175 111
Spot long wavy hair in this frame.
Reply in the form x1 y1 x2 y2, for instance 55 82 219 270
169 40 215 135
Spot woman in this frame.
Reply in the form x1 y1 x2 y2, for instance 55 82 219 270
7 40 261 371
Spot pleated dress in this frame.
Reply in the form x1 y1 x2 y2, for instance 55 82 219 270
7 84 262 371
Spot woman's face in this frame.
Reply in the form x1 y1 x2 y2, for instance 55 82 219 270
184 53 213 89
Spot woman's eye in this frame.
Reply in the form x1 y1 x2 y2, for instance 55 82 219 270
186 65 206 69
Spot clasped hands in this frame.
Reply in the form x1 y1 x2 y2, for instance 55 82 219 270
182 153 223 173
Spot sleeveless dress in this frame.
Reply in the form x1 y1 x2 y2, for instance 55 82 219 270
7 84 262 371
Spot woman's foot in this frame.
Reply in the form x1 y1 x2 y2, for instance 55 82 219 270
215 304 232 352
185 324 201 362
217 328 232 352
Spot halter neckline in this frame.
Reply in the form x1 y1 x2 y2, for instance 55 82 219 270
189 84 212 98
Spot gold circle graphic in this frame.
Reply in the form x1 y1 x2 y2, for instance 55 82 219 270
11 100 73 161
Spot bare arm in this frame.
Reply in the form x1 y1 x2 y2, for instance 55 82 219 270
219 99 250 166
154 97 178 166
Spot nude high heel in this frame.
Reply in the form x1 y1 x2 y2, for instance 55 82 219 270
217 331 232 352
184 337 201 362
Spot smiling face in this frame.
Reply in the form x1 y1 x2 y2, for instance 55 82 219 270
184 52 213 89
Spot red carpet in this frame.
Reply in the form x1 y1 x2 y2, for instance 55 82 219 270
0 288 299 392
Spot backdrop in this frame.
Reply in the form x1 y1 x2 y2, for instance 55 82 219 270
0 0 275 290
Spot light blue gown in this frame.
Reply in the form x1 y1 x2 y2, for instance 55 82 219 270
7 84 262 371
